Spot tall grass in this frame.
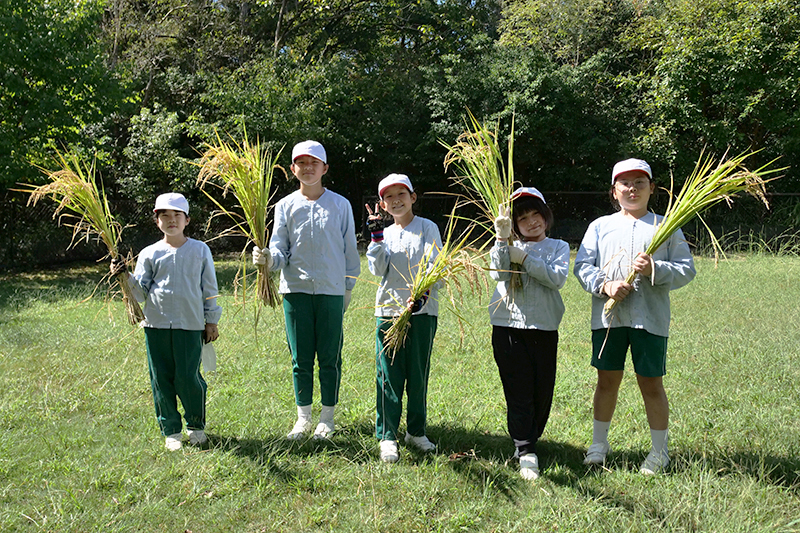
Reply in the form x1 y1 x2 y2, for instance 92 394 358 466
1 255 799 532
17 149 144 325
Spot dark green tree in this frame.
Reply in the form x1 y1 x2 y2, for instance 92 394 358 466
0 0 118 187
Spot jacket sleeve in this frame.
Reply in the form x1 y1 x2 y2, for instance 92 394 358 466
128 253 152 303
366 240 390 276
201 245 223 324
268 200 290 272
651 228 696 290
573 221 608 298
489 242 512 282
521 240 570 290
342 200 360 291
425 221 444 291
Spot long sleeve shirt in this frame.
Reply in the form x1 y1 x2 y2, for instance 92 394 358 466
573 211 696 337
269 189 360 295
366 216 441 317
130 238 222 330
488 237 570 331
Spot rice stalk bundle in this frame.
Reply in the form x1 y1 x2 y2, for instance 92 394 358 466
441 110 518 238
604 149 783 317
21 150 144 325
442 110 522 289
382 210 485 360
196 130 285 309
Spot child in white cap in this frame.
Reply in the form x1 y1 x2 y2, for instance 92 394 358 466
253 140 360 440
365 174 442 463
490 187 570 480
111 192 222 451
574 158 695 474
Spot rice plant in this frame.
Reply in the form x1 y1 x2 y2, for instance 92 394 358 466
604 148 784 317
19 149 144 325
442 110 522 287
196 130 285 312
441 109 518 240
381 208 486 359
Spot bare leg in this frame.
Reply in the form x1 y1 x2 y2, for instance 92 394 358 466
636 374 669 430
593 370 624 422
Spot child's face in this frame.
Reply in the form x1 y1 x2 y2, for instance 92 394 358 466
379 184 416 220
291 155 328 187
156 209 188 238
613 170 654 213
515 209 546 242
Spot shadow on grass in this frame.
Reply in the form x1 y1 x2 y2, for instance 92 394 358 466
197 419 799 506
0 262 107 315
201 420 378 488
0 259 244 318
426 424 592 502
544 444 800 516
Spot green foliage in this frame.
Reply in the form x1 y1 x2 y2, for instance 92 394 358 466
3 0 800 269
499 0 636 66
427 41 631 191
118 105 194 204
0 0 119 187
626 0 800 184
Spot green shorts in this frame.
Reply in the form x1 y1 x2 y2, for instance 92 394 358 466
591 328 667 377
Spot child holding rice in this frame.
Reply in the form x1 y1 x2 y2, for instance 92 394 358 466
253 140 360 441
111 192 222 451
574 158 696 474
489 187 570 480
366 174 441 463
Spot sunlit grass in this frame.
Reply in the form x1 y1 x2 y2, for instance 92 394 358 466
1 254 799 532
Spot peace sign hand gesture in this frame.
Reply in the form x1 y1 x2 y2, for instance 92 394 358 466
365 203 384 233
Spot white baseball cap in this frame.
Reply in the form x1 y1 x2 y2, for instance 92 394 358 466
511 186 546 204
291 140 327 164
378 173 414 198
612 158 652 183
153 192 189 215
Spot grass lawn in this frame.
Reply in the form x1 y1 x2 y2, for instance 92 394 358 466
1 253 799 532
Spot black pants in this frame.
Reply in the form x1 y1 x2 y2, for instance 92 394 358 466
492 326 558 456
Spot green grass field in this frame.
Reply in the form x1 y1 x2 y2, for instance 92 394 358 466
1 253 799 532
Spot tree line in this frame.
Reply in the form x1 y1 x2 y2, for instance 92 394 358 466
2 0 798 265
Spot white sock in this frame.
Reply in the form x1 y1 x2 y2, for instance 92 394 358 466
297 404 312 422
319 404 335 425
592 419 611 445
650 428 668 454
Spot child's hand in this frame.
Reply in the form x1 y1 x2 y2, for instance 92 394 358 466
252 246 273 269
110 257 127 276
365 203 383 231
494 206 512 240
632 253 654 277
407 290 430 313
603 280 633 302
366 203 384 241
204 323 219 343
508 246 527 265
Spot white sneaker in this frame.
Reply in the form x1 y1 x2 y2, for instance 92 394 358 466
379 440 399 463
640 449 670 475
187 429 207 446
584 442 611 465
287 418 313 440
519 453 539 480
165 433 184 451
404 432 436 452
313 420 335 440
